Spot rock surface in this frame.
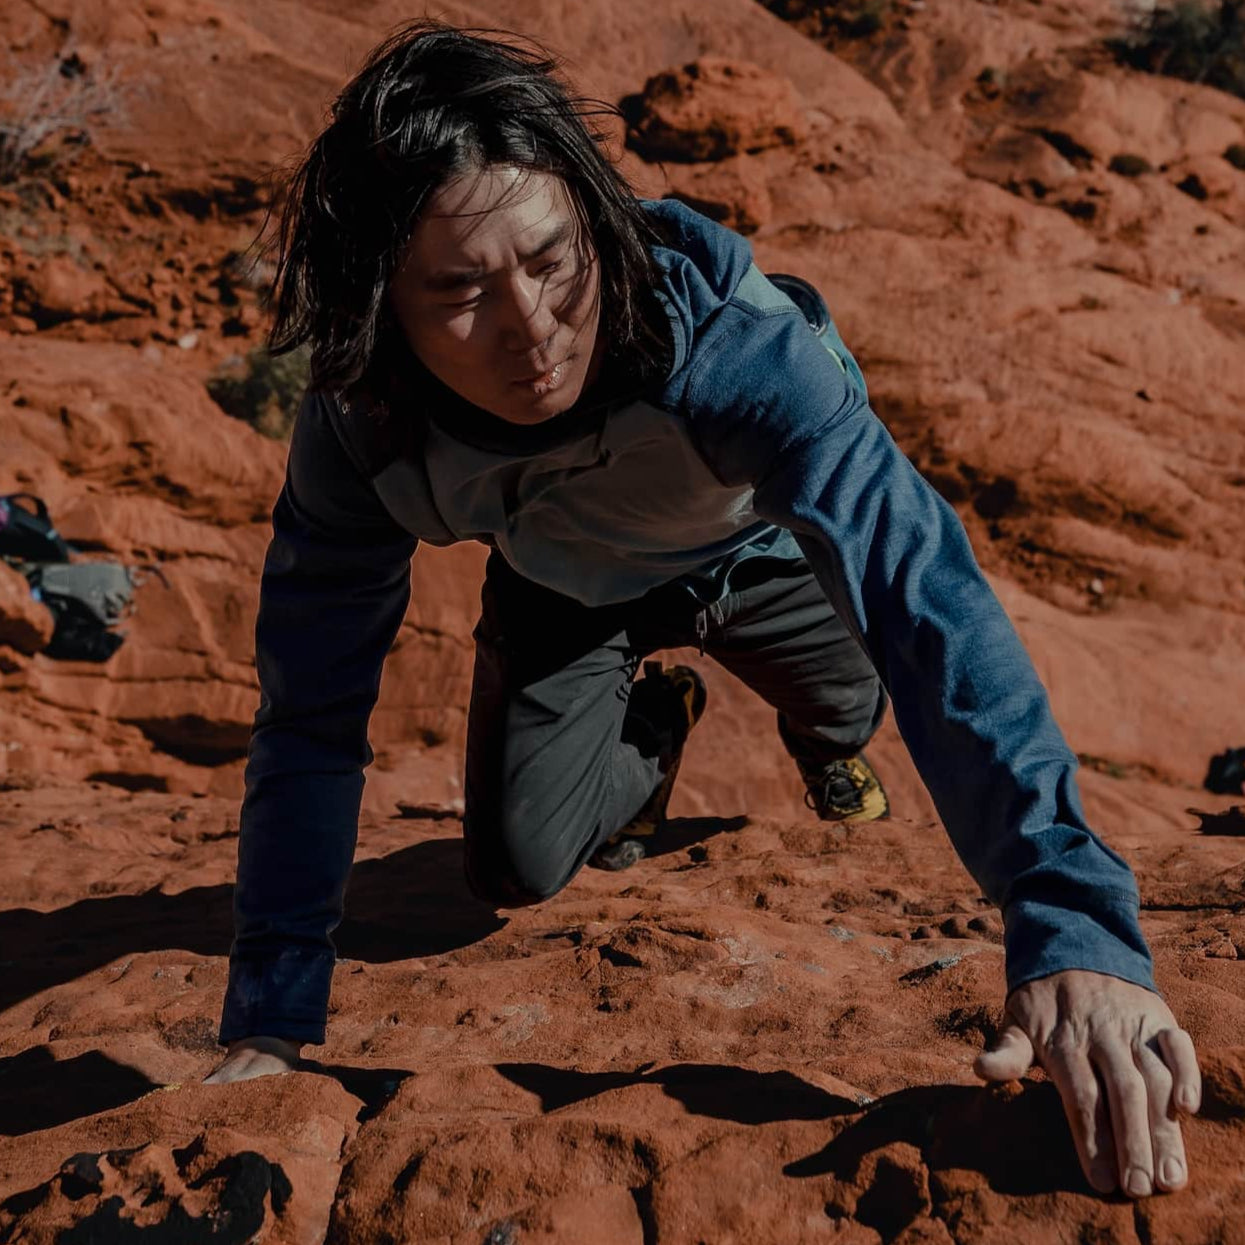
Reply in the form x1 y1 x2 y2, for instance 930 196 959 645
1 0 1243 1239
0 563 53 656
627 57 811 161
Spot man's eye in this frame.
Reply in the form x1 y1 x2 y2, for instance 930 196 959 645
445 293 484 310
538 259 563 277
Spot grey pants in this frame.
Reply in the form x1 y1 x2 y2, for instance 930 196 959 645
463 550 887 906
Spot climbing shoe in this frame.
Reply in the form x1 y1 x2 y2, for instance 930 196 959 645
799 753 889 823
590 662 708 871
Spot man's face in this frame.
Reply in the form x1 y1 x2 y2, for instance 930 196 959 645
390 165 604 425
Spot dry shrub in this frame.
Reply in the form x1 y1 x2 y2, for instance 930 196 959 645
206 345 311 440
0 52 125 183
1111 1 1245 99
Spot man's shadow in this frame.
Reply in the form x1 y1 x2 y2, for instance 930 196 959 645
785 1079 1090 1215
0 837 503 1018
0 816 750 1137
496 1063 1091 1230
638 814 749 860
496 1060 859 1123
0 837 494 1137
1 814 749 1019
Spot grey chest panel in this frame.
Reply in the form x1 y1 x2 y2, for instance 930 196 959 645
371 399 767 606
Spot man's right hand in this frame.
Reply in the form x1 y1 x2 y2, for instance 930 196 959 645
203 1036 303 1084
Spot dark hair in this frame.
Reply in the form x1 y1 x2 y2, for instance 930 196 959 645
266 19 674 398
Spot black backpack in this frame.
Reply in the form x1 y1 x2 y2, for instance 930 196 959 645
1 493 139 662
0 494 73 562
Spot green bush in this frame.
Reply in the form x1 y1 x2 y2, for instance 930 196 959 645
206 344 310 440
1108 152 1154 176
1111 1 1245 100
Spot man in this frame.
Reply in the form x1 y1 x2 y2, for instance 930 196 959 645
206 19 1201 1201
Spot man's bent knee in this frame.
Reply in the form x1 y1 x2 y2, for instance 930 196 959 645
462 823 574 909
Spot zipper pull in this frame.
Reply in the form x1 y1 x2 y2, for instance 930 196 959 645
694 608 708 656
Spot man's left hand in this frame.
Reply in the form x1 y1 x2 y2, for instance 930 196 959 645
974 969 1201 1197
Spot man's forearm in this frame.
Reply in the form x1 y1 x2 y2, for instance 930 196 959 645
219 391 419 1046
221 764 367 1044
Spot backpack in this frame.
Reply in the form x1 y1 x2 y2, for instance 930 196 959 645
26 561 138 661
1 493 140 663
0 494 73 562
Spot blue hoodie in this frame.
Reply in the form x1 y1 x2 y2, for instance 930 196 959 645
219 200 1153 1045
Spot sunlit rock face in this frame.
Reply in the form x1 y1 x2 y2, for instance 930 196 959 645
0 0 1243 1239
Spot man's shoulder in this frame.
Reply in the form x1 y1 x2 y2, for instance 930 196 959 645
667 269 832 412
328 387 424 480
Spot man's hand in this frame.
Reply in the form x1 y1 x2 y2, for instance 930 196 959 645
975 969 1200 1197
203 1036 303 1084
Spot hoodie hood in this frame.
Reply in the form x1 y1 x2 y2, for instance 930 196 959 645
642 199 757 377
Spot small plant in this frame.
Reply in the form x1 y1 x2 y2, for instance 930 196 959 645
1110 1 1245 100
206 344 310 440
1109 152 1153 175
0 52 124 183
841 0 891 37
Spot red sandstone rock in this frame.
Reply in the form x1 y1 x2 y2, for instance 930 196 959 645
0 1075 361 1245
0 645 30 675
0 0 1242 1238
14 255 115 327
0 562 53 655
628 57 810 162
664 155 774 234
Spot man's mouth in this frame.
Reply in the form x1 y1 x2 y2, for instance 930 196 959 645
514 360 566 396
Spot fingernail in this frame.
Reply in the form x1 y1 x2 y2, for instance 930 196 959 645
1127 1168 1152 1198
1161 1157 1185 1188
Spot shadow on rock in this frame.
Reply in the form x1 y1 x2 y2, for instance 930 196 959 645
0 837 503 1013
642 814 750 859
786 1079 1086 1197
0 1046 161 1136
294 1061 415 1122
497 1061 858 1124
0 1141 291 1245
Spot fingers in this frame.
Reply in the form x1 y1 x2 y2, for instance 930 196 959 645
1135 1036 1190 1192
973 1021 1034 1082
1156 1026 1202 1115
1093 1043 1158 1197
998 973 1200 1199
1044 1046 1117 1193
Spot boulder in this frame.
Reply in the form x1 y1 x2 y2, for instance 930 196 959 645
14 255 116 328
664 155 774 234
627 57 809 162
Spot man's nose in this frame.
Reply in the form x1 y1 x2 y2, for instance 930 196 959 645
500 275 558 351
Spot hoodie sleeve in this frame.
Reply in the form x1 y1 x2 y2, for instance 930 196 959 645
680 299 1154 997
219 391 418 1045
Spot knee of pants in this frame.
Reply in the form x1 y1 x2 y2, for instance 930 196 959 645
462 817 575 910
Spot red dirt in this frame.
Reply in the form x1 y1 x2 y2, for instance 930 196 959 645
1 0 1243 1240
